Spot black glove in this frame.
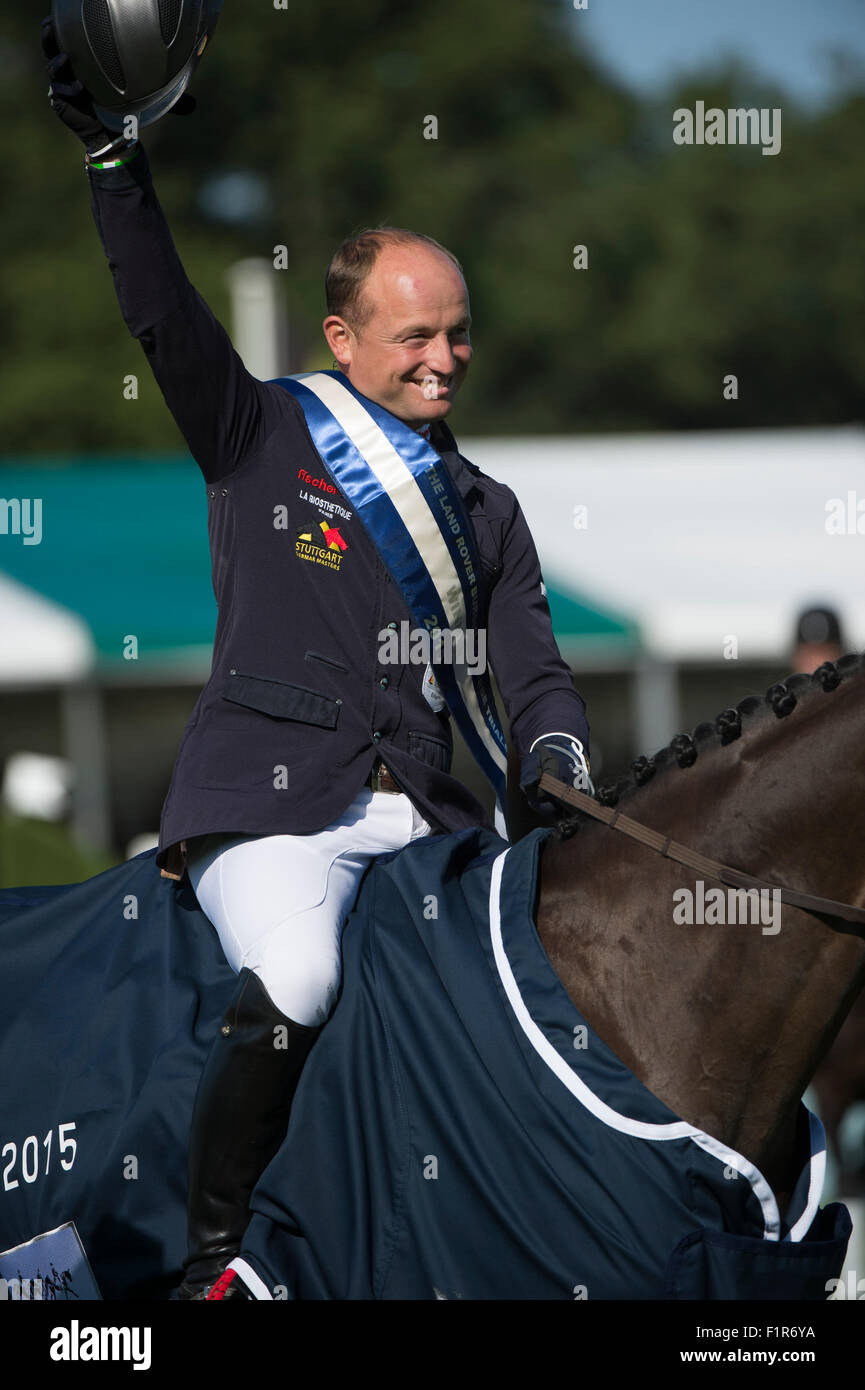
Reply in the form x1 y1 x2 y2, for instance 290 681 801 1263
41 14 117 154
520 732 593 817
42 14 195 157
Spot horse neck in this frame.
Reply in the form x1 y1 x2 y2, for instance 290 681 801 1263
536 675 865 1202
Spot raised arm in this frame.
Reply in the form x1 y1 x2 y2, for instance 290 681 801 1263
42 17 278 483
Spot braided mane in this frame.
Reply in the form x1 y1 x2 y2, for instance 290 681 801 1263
555 653 864 841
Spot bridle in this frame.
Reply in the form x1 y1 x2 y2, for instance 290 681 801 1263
539 772 865 931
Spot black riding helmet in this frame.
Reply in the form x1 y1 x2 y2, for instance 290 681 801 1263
50 0 222 131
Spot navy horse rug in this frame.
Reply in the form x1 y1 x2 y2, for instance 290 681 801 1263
0 856 236 1300
0 829 850 1300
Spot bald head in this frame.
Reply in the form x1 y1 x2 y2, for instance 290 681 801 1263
325 227 464 332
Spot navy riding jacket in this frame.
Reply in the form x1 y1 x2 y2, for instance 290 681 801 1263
85 144 589 877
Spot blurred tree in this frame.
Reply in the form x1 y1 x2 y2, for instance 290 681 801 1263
0 3 862 453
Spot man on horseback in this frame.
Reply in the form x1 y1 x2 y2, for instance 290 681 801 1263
42 15 591 1301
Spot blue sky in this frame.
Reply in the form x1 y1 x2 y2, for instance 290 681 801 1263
570 0 865 108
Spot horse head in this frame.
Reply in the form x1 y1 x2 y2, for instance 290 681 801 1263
537 654 865 1215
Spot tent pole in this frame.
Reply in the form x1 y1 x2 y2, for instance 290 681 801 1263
61 682 112 854
633 657 680 759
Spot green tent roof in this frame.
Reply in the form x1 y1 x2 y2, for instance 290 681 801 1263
1 457 639 672
545 582 640 653
1 458 215 670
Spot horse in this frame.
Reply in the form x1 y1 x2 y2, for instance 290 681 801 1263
1 656 862 1299
537 654 865 1225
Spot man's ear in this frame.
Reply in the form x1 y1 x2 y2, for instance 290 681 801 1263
322 315 354 367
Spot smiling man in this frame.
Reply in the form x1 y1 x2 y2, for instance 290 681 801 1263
44 17 592 1302
322 232 472 428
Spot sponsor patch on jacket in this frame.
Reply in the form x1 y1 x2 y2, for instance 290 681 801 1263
298 486 353 522
296 517 349 570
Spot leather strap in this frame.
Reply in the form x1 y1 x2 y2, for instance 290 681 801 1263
539 772 865 930
367 762 401 794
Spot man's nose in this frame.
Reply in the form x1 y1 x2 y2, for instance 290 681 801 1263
423 335 460 376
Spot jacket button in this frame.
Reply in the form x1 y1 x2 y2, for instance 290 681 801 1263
373 730 382 742
208 490 215 499
379 676 389 690
387 621 398 630
229 668 236 675
222 488 228 496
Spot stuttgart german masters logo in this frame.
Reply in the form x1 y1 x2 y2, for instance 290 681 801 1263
296 517 349 571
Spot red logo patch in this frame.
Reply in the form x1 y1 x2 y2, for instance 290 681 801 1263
322 525 347 551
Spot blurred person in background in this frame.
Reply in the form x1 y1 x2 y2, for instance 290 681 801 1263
791 605 846 675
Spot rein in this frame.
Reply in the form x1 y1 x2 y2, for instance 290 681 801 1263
539 772 865 930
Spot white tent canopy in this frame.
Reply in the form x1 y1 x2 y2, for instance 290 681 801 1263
465 425 865 662
0 572 95 685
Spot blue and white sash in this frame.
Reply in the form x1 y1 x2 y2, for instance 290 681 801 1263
272 371 508 834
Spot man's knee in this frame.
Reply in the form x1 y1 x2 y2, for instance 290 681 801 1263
254 946 342 1029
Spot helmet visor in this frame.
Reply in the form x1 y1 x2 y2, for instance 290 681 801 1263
93 67 192 132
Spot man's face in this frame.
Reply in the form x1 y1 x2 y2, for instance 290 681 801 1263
323 244 472 429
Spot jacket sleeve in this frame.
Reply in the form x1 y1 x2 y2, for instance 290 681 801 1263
486 493 589 759
86 143 280 483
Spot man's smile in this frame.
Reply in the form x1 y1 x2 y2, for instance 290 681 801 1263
410 375 453 394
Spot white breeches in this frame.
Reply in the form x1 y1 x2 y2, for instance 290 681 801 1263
185 789 432 1028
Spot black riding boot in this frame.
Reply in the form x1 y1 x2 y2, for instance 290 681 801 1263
175 967 321 1300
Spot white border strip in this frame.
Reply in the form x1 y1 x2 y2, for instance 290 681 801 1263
226 1257 274 1300
488 848 785 1239
784 1111 825 1242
